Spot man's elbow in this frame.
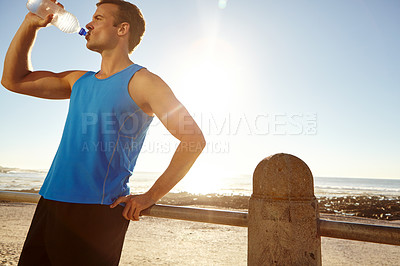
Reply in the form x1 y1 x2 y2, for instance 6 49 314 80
1 77 26 95
1 76 16 92
1 75 9 90
181 132 206 154
193 133 206 153
198 134 206 151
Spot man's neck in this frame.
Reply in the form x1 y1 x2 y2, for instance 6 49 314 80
97 51 133 79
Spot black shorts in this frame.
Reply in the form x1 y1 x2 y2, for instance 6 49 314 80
18 197 130 266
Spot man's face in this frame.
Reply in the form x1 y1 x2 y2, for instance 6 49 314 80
85 4 120 53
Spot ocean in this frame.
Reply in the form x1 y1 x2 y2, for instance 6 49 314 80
0 170 399 198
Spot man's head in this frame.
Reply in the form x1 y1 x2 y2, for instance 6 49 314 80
93 0 145 54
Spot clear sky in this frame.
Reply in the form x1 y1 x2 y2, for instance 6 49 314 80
0 0 399 180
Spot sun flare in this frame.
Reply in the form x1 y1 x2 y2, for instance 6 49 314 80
175 37 242 112
177 167 231 195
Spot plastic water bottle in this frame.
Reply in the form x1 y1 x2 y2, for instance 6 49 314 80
26 0 86 36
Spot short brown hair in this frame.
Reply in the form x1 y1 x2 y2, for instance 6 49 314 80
96 0 145 53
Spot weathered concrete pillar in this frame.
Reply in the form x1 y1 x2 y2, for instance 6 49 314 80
248 153 321 265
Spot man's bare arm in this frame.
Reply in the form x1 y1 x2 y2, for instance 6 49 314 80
111 69 206 220
1 12 85 99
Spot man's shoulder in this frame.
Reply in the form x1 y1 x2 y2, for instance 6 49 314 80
133 68 159 83
131 68 166 92
64 70 90 86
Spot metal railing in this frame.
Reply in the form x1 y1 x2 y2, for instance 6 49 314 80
2 153 399 265
1 190 399 246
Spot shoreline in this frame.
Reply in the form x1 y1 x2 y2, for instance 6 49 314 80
3 189 400 221
1 201 399 265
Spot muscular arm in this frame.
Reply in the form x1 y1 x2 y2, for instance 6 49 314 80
1 12 85 99
140 70 206 200
111 69 206 220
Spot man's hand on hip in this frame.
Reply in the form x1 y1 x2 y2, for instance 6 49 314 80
110 193 156 221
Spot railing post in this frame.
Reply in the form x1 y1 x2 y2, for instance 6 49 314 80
248 153 321 265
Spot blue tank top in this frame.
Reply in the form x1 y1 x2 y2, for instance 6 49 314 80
40 64 153 205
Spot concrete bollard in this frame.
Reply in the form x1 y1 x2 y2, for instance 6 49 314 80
248 153 321 265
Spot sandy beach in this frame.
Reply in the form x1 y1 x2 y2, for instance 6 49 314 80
1 201 399 265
